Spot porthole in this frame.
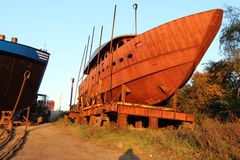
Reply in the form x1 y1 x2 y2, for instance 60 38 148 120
119 58 124 62
112 61 116 66
127 53 133 58
102 68 105 72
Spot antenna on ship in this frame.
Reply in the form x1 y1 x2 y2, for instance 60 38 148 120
133 3 138 35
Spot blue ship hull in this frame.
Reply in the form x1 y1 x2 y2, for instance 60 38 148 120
0 40 50 111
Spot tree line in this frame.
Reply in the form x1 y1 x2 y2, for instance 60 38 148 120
177 6 240 121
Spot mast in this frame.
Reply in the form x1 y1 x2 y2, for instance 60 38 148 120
97 26 104 81
86 26 95 89
74 45 86 104
133 3 138 35
87 26 95 75
109 5 117 98
83 36 90 73
82 35 90 106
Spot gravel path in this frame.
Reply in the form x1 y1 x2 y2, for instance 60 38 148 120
12 123 140 160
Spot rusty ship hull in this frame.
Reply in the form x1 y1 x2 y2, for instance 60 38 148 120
78 9 223 106
0 39 49 111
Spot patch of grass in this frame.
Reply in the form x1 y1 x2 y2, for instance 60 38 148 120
57 118 240 159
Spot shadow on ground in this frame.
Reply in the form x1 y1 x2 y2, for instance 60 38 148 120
118 148 140 160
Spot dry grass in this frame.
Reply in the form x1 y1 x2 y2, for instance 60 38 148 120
58 118 240 160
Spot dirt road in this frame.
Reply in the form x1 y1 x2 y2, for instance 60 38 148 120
12 123 141 160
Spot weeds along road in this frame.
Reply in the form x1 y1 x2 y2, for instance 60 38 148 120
12 123 127 160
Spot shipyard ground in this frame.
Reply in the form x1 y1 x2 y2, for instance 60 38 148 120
12 123 139 160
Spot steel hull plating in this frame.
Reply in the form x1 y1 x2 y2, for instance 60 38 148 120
0 42 49 111
78 9 223 106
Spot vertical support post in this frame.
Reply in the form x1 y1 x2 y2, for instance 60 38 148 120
117 113 127 128
173 89 179 110
149 117 158 129
121 85 126 102
89 115 97 126
96 80 103 104
135 119 143 128
69 78 75 109
121 84 130 103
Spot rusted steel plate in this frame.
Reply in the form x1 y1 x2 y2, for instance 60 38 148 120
78 9 223 106
116 104 194 122
70 102 194 122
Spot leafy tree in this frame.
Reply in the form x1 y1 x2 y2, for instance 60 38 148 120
219 5 240 116
177 72 226 120
205 60 240 119
220 5 240 83
220 6 240 63
177 6 240 121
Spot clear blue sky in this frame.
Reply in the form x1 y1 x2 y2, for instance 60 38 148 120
1 0 239 110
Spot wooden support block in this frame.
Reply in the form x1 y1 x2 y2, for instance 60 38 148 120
74 117 81 125
80 117 88 125
94 114 110 127
102 117 110 127
89 115 97 126
135 120 143 128
149 117 158 129
117 113 127 128
95 117 102 126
